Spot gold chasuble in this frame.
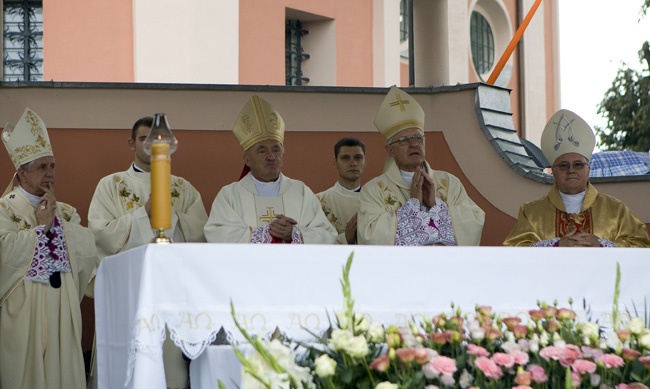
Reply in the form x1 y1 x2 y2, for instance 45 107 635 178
317 184 360 244
504 183 650 247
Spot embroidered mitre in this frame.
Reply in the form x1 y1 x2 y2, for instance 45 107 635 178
2 108 54 169
541 109 595 164
374 86 425 141
233 95 285 151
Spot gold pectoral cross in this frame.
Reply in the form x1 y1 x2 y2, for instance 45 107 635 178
259 207 278 224
389 94 410 112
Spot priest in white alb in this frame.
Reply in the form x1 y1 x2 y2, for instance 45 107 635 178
317 137 367 244
358 86 485 245
0 108 98 389
204 95 337 244
87 116 208 388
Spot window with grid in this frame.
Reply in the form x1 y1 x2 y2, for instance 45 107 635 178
3 0 43 81
285 20 310 86
400 0 409 43
470 10 494 78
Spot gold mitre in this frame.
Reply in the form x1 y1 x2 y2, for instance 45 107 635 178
541 109 595 164
233 95 285 151
374 86 425 141
2 108 53 169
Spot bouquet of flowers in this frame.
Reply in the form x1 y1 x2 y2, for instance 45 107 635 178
227 255 650 389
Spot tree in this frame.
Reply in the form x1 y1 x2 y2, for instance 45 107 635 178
595 2 650 151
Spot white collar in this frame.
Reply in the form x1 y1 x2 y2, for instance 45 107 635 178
251 174 281 197
559 190 586 214
18 185 42 206
335 181 361 192
399 170 414 185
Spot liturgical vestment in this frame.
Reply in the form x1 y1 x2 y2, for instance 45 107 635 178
88 165 208 258
503 183 650 247
317 183 360 244
358 159 485 246
87 165 208 388
0 188 97 389
205 173 337 244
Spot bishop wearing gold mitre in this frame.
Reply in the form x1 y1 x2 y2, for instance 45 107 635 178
504 109 650 247
204 95 337 244
0 108 98 389
358 86 485 245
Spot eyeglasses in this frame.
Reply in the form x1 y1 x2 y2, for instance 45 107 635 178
389 134 425 146
552 161 589 172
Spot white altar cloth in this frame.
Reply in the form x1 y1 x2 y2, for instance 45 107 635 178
94 244 649 389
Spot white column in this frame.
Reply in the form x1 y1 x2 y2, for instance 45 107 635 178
372 0 401 86
521 0 547 142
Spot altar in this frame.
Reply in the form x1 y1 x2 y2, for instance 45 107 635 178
94 244 650 388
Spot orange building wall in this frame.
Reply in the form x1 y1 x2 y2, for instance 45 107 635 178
238 0 373 86
43 0 134 82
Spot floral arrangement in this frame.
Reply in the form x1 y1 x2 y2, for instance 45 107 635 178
226 255 650 389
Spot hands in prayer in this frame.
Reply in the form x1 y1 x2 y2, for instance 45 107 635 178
410 166 436 208
269 214 297 242
36 183 56 231
559 227 601 247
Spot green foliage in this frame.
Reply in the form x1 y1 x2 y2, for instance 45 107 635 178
594 1 650 151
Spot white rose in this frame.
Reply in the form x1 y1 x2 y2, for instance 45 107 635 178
314 354 337 378
470 328 485 341
375 382 399 389
344 335 369 359
628 317 646 335
581 322 600 339
639 333 650 349
529 335 540 353
459 369 474 389
368 322 385 343
330 329 351 351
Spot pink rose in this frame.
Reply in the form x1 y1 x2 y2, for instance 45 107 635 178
514 370 532 386
581 346 604 360
369 355 390 372
528 309 544 322
571 371 582 387
572 359 597 374
556 308 577 321
539 346 562 361
475 356 503 379
526 364 548 383
503 316 522 330
395 348 416 363
616 384 629 389
510 350 529 365
599 353 625 368
467 344 490 357
429 356 457 375
414 348 431 365
477 306 492 317
559 345 582 367
512 386 533 389
430 332 449 345
492 352 515 368
513 325 528 339
639 355 650 368
621 347 641 362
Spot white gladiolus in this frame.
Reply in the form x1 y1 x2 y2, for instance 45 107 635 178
606 332 622 351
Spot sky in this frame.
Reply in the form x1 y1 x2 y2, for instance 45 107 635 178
558 1 650 138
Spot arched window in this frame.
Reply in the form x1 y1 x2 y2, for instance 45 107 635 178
470 10 494 78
